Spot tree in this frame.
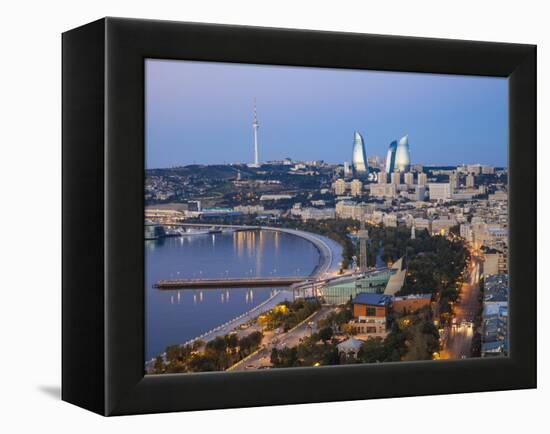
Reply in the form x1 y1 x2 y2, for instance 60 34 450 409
318 326 334 342
358 337 387 363
225 333 239 351
153 356 165 373
270 348 279 366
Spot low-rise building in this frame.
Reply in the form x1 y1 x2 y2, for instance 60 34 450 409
431 217 457 235
337 337 364 359
382 213 398 228
299 207 336 221
370 183 397 198
428 183 452 202
392 294 432 314
349 293 392 339
350 179 363 197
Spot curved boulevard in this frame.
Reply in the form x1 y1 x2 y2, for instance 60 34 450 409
145 224 343 364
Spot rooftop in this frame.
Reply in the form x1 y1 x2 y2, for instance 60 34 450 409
352 293 392 306
393 294 432 302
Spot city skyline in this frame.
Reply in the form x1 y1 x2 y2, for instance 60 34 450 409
145 59 508 169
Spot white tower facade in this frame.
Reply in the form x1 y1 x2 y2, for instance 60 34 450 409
252 100 260 166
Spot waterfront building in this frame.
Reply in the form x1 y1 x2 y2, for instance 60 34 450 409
390 172 401 185
417 172 427 186
144 208 185 221
394 135 411 172
350 179 363 197
352 131 368 174
349 293 392 339
404 172 414 186
321 270 394 305
299 207 336 221
383 257 407 295
233 204 265 214
466 174 475 188
145 224 166 240
333 178 347 195
428 183 452 201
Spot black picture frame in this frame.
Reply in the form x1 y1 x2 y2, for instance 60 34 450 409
62 17 536 416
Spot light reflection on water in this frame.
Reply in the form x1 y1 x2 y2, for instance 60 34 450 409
145 230 319 360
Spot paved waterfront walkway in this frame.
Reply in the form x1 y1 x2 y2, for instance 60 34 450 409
146 224 344 369
146 289 294 369
180 289 294 346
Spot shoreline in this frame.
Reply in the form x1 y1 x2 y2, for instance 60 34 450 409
145 225 344 369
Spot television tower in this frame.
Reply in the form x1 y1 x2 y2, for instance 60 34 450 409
358 221 369 273
252 99 260 166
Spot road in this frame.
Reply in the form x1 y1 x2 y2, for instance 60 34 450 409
230 306 335 371
441 256 482 359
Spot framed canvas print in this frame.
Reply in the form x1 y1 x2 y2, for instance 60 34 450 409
62 17 536 415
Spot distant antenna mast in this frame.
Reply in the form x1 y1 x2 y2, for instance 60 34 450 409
252 99 260 166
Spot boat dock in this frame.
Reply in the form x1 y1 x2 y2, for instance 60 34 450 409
155 276 309 289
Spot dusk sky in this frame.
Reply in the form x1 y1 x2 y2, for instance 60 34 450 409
145 59 508 169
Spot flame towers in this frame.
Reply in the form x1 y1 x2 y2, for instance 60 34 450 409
351 131 368 174
385 135 411 174
385 140 398 175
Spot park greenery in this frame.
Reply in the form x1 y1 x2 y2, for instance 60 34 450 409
258 299 321 332
270 332 340 368
151 330 263 374
366 225 469 322
275 217 359 271
270 304 439 368
317 303 354 333
356 306 440 363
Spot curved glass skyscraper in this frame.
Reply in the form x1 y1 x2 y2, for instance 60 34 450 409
352 131 368 174
394 135 411 172
385 140 397 175
385 135 411 173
